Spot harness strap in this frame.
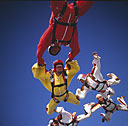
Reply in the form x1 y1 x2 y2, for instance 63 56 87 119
59 2 67 18
58 116 77 126
54 83 67 88
88 73 107 92
84 82 90 89
53 97 60 104
52 2 67 45
73 1 78 19
105 105 116 113
54 90 67 97
62 70 68 89
52 1 78 46
64 91 69 102
100 100 117 113
50 70 55 98
50 70 68 101
53 17 77 26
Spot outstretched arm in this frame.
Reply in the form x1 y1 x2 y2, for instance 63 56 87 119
32 63 52 91
65 60 80 76
55 107 64 113
65 60 80 87
91 103 101 112
76 102 95 122
32 63 49 80
76 113 91 122
76 1 94 17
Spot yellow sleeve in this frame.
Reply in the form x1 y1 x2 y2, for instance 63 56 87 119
32 63 52 92
65 60 80 87
65 60 80 76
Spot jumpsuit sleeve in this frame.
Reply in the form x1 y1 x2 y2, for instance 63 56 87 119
32 63 52 91
76 113 91 122
91 103 101 113
50 0 67 16
65 60 80 76
76 1 94 17
55 107 64 113
65 60 80 87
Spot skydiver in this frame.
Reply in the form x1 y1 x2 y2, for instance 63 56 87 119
37 1 94 66
90 94 128 122
32 59 80 115
48 103 95 126
76 52 120 100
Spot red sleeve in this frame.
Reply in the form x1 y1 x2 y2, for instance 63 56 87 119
50 0 67 15
76 1 94 17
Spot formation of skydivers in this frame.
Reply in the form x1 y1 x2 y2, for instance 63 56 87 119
32 1 128 126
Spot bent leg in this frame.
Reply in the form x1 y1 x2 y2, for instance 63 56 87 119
117 96 128 107
107 73 120 86
100 87 115 100
117 104 128 111
92 54 103 82
76 113 91 122
76 85 90 99
104 112 113 122
67 92 80 105
46 98 58 115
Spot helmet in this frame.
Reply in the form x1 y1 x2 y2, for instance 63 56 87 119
53 59 64 71
77 74 86 81
92 51 98 56
48 44 61 56
48 118 59 126
96 94 102 99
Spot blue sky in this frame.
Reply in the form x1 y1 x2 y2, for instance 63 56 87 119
1 1 128 126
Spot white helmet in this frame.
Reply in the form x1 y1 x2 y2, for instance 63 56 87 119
77 74 86 81
96 94 102 99
56 107 64 113
48 118 59 126
48 119 54 126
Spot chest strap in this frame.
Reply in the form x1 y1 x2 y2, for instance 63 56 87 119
50 70 69 103
87 73 107 92
58 116 78 126
99 100 117 113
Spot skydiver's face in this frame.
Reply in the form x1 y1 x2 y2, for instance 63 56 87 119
97 96 104 103
50 46 60 55
80 79 86 84
55 65 63 75
51 122 59 126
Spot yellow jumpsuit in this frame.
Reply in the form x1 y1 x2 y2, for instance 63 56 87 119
32 60 80 115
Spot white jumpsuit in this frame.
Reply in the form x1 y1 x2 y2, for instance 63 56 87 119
91 98 128 122
76 56 120 99
48 106 92 126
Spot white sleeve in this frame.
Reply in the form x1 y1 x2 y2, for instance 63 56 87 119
107 78 120 86
76 113 91 122
56 107 64 113
91 103 101 113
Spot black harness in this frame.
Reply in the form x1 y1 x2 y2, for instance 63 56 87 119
86 73 107 92
99 99 117 113
58 116 78 126
52 2 78 46
50 70 69 103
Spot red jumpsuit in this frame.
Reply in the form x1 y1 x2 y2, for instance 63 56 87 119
37 1 94 65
